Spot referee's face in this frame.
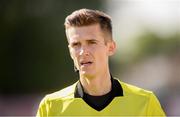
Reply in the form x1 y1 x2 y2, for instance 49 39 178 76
66 24 116 78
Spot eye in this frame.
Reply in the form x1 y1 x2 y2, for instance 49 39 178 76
71 42 81 48
88 40 97 45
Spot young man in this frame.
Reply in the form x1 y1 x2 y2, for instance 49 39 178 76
36 8 165 116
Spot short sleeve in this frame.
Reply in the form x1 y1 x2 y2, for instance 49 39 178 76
36 96 49 117
147 92 166 116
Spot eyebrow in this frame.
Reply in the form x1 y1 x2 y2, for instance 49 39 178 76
69 39 99 45
86 39 99 42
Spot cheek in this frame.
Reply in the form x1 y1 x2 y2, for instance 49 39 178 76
94 47 108 60
99 46 109 55
71 54 76 60
70 49 77 60
69 49 73 57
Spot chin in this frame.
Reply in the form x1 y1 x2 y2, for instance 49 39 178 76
80 71 95 78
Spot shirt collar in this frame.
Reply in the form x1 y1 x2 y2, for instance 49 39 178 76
74 76 123 98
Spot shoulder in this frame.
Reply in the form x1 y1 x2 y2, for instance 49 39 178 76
37 82 78 116
44 82 77 101
115 79 165 115
116 79 153 97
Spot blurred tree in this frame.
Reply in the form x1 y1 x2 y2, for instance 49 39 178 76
133 32 180 62
110 31 180 77
0 0 104 94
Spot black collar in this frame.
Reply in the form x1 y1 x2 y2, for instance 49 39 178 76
74 76 123 98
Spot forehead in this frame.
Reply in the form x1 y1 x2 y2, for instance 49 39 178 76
66 24 104 42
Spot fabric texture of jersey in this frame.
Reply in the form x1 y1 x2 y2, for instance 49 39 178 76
36 79 165 116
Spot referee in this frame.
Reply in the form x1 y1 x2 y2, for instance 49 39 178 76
36 8 165 116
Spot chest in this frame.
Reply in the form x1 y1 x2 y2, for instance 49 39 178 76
48 97 149 116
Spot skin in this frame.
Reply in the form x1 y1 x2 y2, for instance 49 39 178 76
66 24 116 96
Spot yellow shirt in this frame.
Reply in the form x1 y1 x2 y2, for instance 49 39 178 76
36 80 166 116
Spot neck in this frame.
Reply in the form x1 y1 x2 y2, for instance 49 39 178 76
79 71 112 96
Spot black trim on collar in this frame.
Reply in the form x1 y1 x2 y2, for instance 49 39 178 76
74 76 123 111
74 80 84 98
74 76 124 98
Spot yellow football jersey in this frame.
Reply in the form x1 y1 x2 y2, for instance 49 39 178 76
36 79 165 116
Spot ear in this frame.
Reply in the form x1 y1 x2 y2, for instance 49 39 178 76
107 40 116 56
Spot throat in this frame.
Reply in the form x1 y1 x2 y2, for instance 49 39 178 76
80 75 112 96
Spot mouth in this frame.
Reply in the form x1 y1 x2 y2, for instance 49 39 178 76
80 61 93 66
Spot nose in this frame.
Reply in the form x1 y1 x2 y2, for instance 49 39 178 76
79 45 89 56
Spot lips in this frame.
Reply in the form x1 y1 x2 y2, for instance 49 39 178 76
80 61 93 66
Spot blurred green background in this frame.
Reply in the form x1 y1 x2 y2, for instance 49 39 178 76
0 0 104 94
0 0 179 116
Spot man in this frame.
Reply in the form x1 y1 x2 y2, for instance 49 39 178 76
36 8 165 116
